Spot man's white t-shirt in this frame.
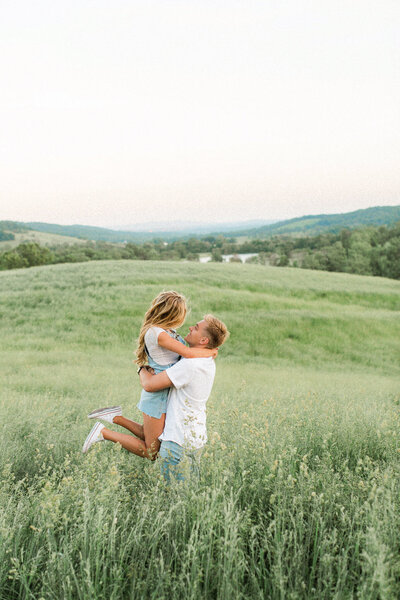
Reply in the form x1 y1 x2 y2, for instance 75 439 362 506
159 357 216 450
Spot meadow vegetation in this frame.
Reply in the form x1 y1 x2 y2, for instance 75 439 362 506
1 260 400 599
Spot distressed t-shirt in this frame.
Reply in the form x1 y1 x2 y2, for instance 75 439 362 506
159 357 216 449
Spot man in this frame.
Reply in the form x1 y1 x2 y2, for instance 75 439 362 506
140 314 229 481
82 314 229 481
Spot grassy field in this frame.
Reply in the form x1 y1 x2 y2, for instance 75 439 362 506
0 230 84 250
1 260 400 599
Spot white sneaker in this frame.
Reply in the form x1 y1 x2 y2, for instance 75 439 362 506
82 422 105 453
87 406 122 424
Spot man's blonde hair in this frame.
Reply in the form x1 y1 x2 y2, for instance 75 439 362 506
203 314 229 349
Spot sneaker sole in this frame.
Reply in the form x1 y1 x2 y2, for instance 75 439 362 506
82 422 104 453
87 406 122 419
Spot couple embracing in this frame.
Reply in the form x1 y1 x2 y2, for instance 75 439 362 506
82 291 229 482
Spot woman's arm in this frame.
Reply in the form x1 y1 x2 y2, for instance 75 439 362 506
158 331 217 358
139 368 172 392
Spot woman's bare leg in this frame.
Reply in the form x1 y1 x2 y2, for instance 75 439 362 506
102 413 165 460
102 428 148 458
142 413 165 457
113 415 145 440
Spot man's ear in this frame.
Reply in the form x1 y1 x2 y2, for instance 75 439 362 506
200 336 210 347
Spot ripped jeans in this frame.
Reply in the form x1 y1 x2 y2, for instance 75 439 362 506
159 440 203 483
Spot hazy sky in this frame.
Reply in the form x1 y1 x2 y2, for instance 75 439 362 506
1 0 399 227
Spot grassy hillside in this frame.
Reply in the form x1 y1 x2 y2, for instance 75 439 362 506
241 205 400 237
0 229 84 249
22 221 216 243
15 219 272 242
1 261 400 599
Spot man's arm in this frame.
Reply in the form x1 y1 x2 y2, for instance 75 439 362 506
139 368 173 393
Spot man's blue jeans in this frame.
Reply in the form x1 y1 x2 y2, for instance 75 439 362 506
159 440 202 483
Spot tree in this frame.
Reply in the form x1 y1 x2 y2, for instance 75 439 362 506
211 248 223 262
325 242 347 272
16 242 54 267
340 229 352 255
383 238 400 279
301 252 328 271
0 231 14 241
346 238 372 275
278 254 289 267
0 251 28 270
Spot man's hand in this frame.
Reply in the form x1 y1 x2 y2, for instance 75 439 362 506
139 367 172 393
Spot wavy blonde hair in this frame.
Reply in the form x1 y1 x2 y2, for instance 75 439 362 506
135 291 187 366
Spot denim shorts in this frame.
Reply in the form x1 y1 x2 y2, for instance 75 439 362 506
137 388 169 419
159 440 203 483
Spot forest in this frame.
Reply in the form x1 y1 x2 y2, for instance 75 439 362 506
1 222 399 280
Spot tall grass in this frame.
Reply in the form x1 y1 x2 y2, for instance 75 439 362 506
1 260 400 599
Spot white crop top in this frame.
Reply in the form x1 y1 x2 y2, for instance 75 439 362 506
144 326 181 366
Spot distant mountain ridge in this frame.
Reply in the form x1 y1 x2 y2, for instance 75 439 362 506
1 205 399 244
115 219 274 232
5 219 274 243
238 205 400 238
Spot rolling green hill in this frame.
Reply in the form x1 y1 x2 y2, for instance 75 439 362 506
1 220 190 244
239 205 400 237
0 221 86 248
0 229 85 249
24 221 159 243
21 221 232 243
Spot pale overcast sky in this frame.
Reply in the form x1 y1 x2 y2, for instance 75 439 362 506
1 0 399 227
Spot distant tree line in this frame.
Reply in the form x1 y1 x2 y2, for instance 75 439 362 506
293 223 400 279
0 231 14 241
0 222 399 280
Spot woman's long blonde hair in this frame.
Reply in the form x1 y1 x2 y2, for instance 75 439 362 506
135 291 187 366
